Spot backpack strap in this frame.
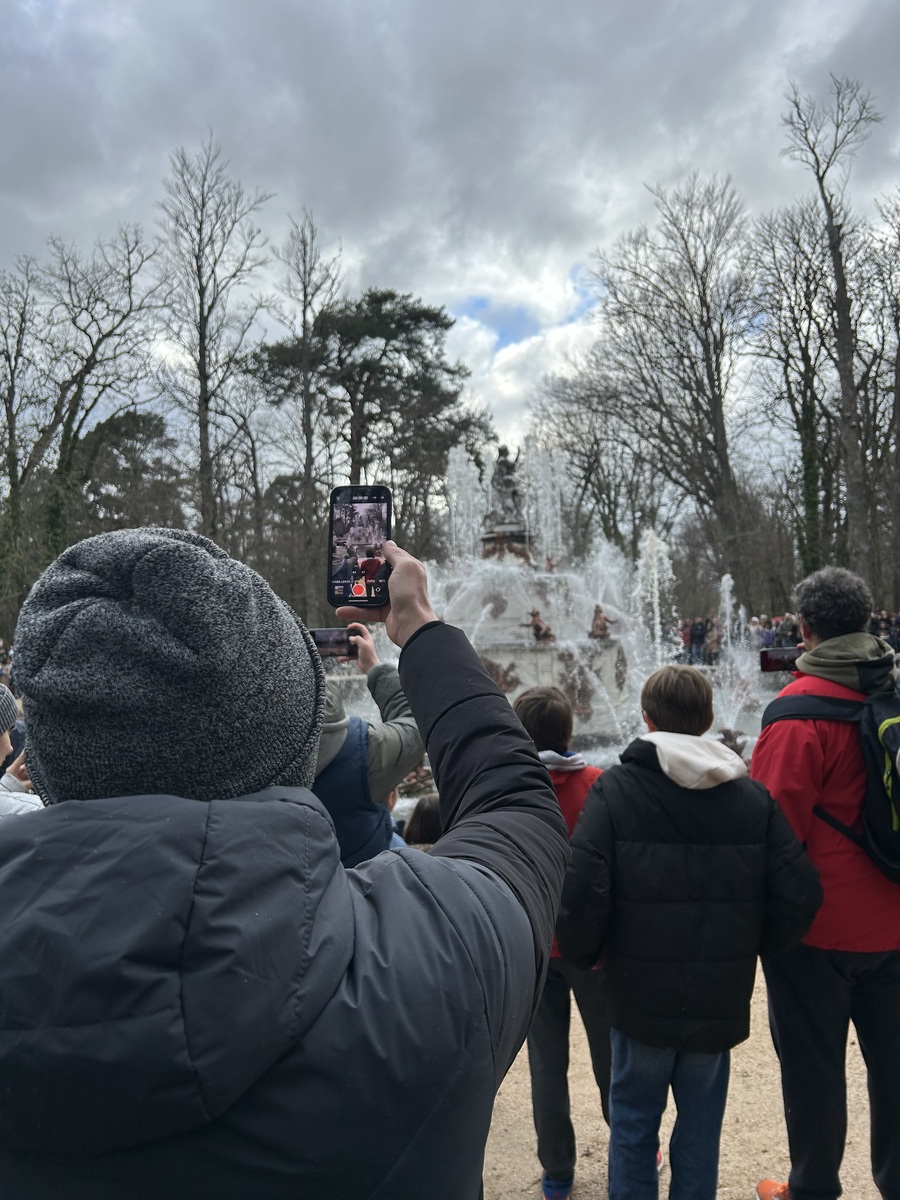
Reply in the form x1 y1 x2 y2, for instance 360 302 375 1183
810 803 867 849
760 692 867 847
760 694 865 729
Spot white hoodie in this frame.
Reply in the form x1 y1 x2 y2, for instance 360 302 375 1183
639 732 747 790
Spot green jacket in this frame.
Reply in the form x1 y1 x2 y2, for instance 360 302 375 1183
316 662 425 803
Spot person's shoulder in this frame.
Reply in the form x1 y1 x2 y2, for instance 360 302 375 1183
778 673 865 701
0 788 43 817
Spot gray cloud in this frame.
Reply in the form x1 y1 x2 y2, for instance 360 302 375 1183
1 0 898 441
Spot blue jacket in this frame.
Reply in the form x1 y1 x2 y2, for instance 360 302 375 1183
313 715 392 867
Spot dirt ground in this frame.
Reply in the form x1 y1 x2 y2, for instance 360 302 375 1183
483 968 877 1199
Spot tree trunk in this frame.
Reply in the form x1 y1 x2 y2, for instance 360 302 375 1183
821 190 870 573
197 312 217 542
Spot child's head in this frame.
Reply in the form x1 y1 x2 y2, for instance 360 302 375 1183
513 686 573 754
640 665 713 736
404 792 443 847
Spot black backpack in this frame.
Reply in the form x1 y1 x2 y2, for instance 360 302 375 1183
760 685 900 885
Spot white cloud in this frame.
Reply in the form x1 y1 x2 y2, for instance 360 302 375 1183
449 313 598 446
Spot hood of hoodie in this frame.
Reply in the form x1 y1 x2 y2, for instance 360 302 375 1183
0 787 353 1155
538 749 587 772
632 732 748 790
796 632 897 695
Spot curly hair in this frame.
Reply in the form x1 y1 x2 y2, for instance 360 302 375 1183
792 567 873 641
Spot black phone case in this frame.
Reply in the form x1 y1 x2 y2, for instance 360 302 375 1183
327 486 392 609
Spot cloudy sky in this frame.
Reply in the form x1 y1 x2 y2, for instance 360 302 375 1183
2 0 899 443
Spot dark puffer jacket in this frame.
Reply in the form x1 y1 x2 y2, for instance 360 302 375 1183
556 736 822 1053
0 624 569 1200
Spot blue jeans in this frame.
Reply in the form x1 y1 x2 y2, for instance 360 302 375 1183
608 1030 729 1200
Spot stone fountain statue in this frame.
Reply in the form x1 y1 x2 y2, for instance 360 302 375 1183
482 446 534 564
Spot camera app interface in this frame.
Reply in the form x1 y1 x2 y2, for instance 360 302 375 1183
330 488 390 604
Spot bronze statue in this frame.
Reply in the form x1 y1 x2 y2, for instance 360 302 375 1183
522 609 556 642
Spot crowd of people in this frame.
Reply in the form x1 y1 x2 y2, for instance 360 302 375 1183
0 534 897 1200
676 606 900 665
674 613 803 664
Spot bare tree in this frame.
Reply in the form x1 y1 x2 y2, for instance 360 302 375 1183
531 363 682 560
249 211 342 617
591 174 755 596
0 257 42 599
868 189 900 602
782 75 882 573
157 137 271 540
750 198 840 573
0 226 161 614
41 228 164 557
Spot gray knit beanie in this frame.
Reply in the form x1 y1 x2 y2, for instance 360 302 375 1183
13 528 326 804
0 685 17 736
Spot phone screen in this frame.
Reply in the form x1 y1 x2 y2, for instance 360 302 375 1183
327 485 392 608
759 647 803 672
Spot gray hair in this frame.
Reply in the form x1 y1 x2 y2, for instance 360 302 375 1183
792 567 873 642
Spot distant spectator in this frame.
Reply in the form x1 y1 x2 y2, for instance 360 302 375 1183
689 617 707 663
404 791 443 848
0 685 41 819
314 622 424 866
514 685 610 1200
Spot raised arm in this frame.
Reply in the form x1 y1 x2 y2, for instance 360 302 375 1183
338 544 569 971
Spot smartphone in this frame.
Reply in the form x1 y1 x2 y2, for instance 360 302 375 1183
760 647 803 672
327 485 392 609
311 628 359 659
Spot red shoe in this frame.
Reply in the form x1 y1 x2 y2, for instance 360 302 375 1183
756 1181 791 1200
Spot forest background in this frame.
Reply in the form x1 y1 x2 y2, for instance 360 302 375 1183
2 75 899 635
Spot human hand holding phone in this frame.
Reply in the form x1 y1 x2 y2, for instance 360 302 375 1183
347 622 380 674
337 542 438 649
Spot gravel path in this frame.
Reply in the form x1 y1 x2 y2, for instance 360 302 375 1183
484 969 876 1199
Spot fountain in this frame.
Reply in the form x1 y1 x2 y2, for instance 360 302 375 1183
329 448 778 759
429 448 681 746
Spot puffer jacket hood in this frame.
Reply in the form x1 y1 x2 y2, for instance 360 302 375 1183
0 787 352 1155
633 733 748 789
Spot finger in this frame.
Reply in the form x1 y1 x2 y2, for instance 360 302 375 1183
382 540 411 566
336 605 389 624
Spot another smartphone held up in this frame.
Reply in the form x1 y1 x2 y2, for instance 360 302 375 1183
310 628 359 659
759 647 803 673
327 485 392 609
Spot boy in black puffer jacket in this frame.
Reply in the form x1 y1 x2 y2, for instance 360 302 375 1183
556 665 821 1200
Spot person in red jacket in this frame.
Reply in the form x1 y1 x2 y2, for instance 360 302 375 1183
513 686 610 1200
751 566 900 1200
